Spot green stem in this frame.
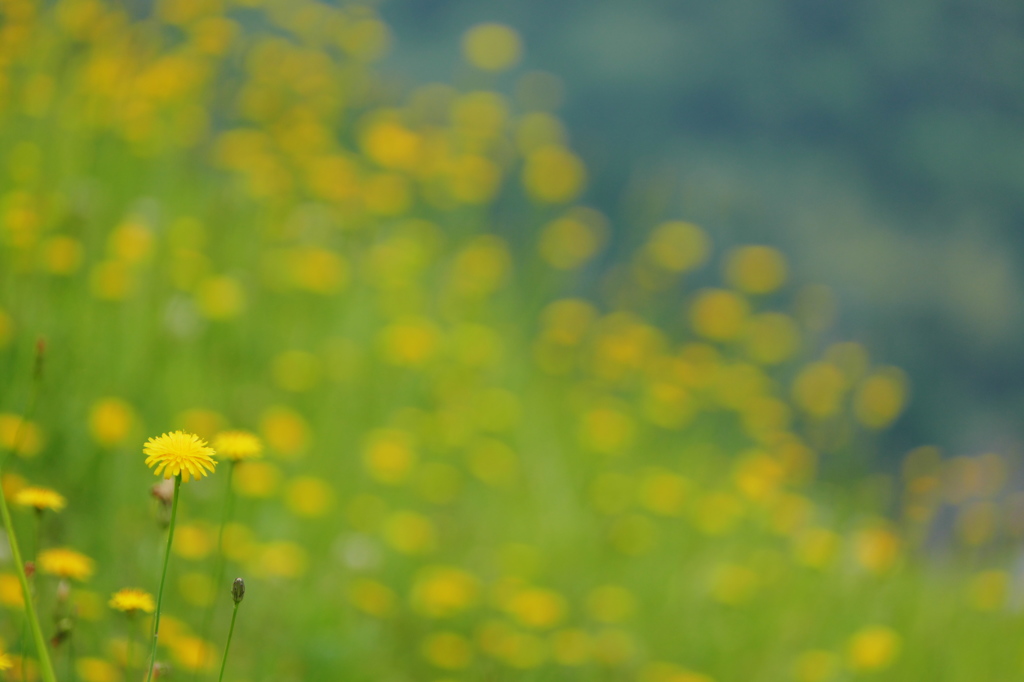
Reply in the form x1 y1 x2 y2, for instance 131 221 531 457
195 462 235 682
125 617 136 680
217 600 240 682
145 475 181 682
0 468 57 682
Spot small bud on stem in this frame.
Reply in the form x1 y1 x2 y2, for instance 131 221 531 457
231 578 245 604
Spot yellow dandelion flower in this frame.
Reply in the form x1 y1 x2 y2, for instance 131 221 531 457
13 486 67 512
212 430 263 462
0 650 12 671
143 431 217 482
109 587 155 614
38 547 95 582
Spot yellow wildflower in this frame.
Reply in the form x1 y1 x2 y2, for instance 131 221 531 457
109 588 155 614
0 650 12 671
143 431 217 481
13 486 66 512
212 430 263 462
38 547 95 582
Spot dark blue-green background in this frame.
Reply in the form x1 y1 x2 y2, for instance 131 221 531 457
381 0 1024 460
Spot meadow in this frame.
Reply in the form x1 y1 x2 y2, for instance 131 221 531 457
0 1 1022 681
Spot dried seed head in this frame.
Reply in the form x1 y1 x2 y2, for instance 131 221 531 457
232 577 245 604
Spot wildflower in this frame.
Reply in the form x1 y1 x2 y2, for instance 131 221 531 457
109 588 156 614
144 431 217 482
212 430 262 461
0 651 11 671
13 486 66 512
38 548 95 582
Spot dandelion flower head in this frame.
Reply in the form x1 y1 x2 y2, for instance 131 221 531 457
109 587 156 614
13 486 67 512
0 650 12 671
144 431 217 482
213 430 263 462
38 547 95 582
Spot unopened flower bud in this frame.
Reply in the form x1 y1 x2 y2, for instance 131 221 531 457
151 479 174 505
232 577 245 604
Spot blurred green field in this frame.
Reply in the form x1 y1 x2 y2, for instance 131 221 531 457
1 1 1023 681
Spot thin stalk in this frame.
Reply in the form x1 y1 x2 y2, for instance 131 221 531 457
0 468 57 682
196 461 236 680
217 600 240 682
125 616 136 680
145 475 182 682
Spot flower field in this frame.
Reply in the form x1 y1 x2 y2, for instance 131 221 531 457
0 1 1022 681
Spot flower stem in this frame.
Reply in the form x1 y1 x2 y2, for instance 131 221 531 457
217 599 241 682
125 617 136 680
146 474 182 682
0 467 57 682
195 462 236 682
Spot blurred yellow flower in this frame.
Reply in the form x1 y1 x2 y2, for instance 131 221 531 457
284 476 335 518
504 587 567 629
847 626 900 671
384 511 437 554
363 429 417 483
173 522 214 560
0 413 44 457
88 398 136 447
854 525 901 574
411 566 480 618
144 430 217 482
421 631 474 670
462 23 522 72
76 657 119 682
13 485 66 512
0 573 25 607
0 651 12 671
853 368 909 429
170 635 217 672
689 289 749 341
232 461 282 498
349 578 397 618
212 430 263 462
108 588 155 614
645 221 710 273
522 145 586 203
38 547 95 582
724 245 788 294
792 362 847 418
260 406 310 459
196 275 246 319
